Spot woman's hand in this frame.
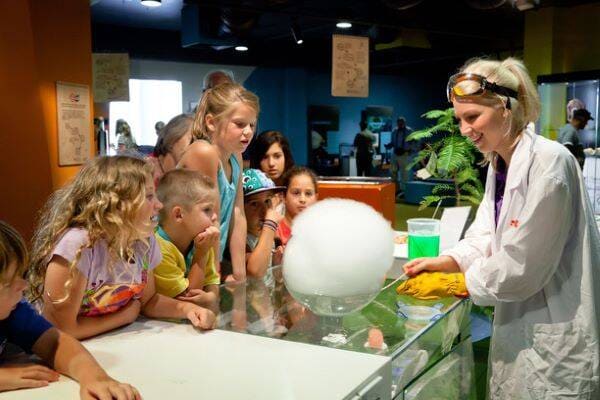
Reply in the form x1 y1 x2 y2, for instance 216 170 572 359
403 255 460 277
0 364 59 392
80 375 141 400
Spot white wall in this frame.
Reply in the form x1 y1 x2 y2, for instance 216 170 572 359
129 59 256 113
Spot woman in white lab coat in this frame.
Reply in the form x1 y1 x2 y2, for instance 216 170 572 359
404 58 600 399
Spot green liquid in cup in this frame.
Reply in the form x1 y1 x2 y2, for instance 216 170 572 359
408 234 440 259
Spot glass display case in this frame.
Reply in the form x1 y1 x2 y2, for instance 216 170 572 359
538 73 600 214
218 267 475 399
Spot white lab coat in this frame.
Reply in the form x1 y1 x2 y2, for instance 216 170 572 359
443 126 600 399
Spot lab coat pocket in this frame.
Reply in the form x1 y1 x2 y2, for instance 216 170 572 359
524 321 593 397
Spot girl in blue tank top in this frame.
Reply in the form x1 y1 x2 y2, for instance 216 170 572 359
179 83 260 282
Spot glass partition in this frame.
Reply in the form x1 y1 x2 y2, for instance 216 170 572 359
217 267 473 399
538 76 600 215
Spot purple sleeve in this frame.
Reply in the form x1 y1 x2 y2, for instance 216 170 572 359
52 228 93 276
147 234 162 271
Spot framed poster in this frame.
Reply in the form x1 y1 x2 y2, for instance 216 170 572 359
92 53 130 102
56 82 91 166
331 35 369 98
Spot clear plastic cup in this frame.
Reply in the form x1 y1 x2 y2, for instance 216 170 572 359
407 218 440 260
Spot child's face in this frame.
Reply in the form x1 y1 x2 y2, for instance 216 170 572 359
135 182 163 237
285 174 318 219
181 200 217 238
0 262 27 320
168 130 193 167
260 143 285 182
245 191 275 235
217 103 257 154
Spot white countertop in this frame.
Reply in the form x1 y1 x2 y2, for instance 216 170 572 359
0 320 390 400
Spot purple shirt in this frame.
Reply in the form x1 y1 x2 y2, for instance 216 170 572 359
52 228 161 316
494 158 507 227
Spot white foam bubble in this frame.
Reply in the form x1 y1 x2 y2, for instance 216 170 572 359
283 198 394 315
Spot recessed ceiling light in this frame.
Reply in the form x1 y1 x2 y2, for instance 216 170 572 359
291 23 304 45
141 0 161 7
336 21 352 29
235 45 249 52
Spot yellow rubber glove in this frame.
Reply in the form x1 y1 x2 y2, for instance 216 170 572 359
396 272 468 300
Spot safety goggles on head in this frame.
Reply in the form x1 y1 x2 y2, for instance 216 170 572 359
447 73 519 109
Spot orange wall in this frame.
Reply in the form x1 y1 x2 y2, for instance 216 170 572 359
0 0 93 241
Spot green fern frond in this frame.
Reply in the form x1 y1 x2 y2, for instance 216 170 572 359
455 167 479 185
437 136 473 173
459 183 483 198
432 183 454 194
418 195 442 210
421 109 449 120
406 149 430 170
407 123 453 141
459 195 483 206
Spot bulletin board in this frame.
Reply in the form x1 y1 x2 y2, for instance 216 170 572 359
92 53 130 102
56 82 91 166
331 35 369 98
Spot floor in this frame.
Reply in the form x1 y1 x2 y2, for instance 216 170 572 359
394 199 489 399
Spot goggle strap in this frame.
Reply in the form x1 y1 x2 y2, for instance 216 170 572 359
486 81 519 100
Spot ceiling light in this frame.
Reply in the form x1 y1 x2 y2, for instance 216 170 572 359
235 45 249 52
336 21 352 29
513 0 538 10
141 0 161 7
291 23 304 45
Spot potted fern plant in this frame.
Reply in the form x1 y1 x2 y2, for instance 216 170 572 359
406 107 484 209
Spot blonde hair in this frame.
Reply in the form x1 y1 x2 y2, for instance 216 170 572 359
0 221 28 282
192 83 260 141
157 169 217 221
459 57 540 163
28 156 154 302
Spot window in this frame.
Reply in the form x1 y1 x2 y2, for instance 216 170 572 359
109 79 183 151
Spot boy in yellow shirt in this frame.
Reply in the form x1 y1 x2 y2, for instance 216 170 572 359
154 169 220 312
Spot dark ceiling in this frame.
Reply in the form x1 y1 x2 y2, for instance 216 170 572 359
91 0 599 74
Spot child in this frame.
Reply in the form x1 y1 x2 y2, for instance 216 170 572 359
115 119 137 154
28 156 215 340
0 221 140 399
153 169 220 312
178 83 260 282
278 166 319 246
249 130 295 186
242 169 286 285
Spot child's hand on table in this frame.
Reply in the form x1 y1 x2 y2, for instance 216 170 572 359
0 364 59 391
80 374 141 400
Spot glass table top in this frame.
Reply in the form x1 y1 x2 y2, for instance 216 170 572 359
216 267 470 359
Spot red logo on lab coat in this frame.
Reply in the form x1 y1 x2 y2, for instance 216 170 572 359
510 219 519 228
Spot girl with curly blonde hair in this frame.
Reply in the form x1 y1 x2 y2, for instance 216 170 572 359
29 156 215 339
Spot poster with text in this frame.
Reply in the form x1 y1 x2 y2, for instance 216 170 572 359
56 82 91 166
93 53 130 102
331 35 369 98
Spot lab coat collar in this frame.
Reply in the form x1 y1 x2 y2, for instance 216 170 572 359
505 124 536 192
493 124 536 235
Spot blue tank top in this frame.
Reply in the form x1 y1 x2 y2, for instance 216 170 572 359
217 155 240 260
